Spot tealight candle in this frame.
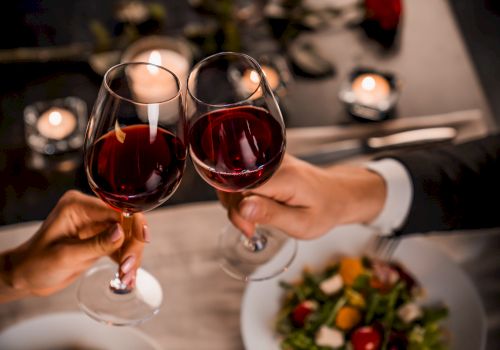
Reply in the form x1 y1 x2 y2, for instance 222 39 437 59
240 65 281 99
37 107 77 140
351 73 391 106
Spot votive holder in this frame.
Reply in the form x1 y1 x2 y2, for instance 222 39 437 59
339 67 400 122
24 97 88 155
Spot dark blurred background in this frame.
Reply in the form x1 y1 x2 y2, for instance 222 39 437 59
0 0 499 225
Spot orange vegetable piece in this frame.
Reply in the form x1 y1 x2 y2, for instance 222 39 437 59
339 257 364 286
335 306 362 331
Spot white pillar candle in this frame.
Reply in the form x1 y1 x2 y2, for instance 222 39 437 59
351 73 391 106
133 49 189 85
127 51 182 128
36 107 77 140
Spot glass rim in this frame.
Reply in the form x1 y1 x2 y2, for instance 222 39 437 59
103 62 182 105
187 51 266 108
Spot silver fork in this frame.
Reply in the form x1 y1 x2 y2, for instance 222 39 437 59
370 234 401 261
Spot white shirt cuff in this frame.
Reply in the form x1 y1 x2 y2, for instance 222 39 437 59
365 159 413 235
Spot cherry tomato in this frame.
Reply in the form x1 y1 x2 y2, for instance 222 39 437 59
351 326 382 350
291 301 315 327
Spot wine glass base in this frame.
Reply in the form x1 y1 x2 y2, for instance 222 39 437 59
218 224 298 282
77 264 163 326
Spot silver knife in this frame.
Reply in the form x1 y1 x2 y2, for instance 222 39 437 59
296 127 457 165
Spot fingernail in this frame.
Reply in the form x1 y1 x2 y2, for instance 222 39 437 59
142 224 151 243
120 255 136 274
110 224 123 243
121 271 134 286
240 200 256 220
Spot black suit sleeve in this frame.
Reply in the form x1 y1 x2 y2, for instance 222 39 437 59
387 134 500 235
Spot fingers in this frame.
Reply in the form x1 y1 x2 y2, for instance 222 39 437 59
45 190 120 241
118 215 146 287
237 195 312 239
228 206 257 238
116 236 144 288
242 155 304 204
60 190 120 225
62 223 124 263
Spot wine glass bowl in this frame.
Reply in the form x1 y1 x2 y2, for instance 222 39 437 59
186 52 297 281
78 62 186 325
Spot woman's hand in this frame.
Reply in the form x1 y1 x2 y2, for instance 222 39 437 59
218 155 386 240
0 190 148 301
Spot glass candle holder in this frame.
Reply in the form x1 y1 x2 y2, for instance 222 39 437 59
24 97 88 155
339 67 400 122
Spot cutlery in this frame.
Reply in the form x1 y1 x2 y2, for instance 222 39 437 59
297 126 457 165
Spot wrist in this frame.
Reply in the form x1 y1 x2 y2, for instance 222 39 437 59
327 166 386 226
357 168 387 224
0 249 31 302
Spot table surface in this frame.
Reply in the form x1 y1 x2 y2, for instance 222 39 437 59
0 202 499 350
0 0 496 225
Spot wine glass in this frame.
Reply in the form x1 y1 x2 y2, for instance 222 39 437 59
78 62 186 325
186 52 297 281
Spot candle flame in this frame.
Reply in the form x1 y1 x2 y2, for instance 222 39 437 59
361 76 376 91
147 50 162 75
48 111 62 126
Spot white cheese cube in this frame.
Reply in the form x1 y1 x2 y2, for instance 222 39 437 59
397 302 423 323
320 274 343 295
316 326 345 348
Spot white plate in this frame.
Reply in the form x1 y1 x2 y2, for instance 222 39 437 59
0 312 162 350
241 225 486 350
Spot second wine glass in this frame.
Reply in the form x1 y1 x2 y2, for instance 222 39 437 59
186 52 297 281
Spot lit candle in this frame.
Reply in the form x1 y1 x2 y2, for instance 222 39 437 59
36 107 77 140
240 65 281 99
351 73 391 106
128 51 182 127
132 49 190 85
128 50 183 104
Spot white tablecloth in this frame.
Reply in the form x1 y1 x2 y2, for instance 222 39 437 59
0 201 499 349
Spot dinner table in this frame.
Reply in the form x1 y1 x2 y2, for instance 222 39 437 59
0 200 499 349
1 0 499 349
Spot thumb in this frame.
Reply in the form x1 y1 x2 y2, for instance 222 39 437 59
71 224 124 261
238 196 311 239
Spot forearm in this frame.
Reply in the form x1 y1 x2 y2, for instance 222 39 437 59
0 250 30 303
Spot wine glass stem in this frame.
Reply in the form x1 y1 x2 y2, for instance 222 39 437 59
242 229 268 252
109 212 134 294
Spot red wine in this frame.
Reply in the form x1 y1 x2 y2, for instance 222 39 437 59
189 106 285 191
87 124 186 213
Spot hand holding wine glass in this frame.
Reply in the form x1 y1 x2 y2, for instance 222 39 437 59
78 62 186 325
186 52 297 281
0 190 146 303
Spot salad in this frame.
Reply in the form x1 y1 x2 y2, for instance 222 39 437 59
275 256 449 350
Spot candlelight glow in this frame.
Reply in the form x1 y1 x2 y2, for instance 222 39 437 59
249 70 260 84
147 50 162 75
148 103 159 143
48 111 63 126
361 76 376 91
